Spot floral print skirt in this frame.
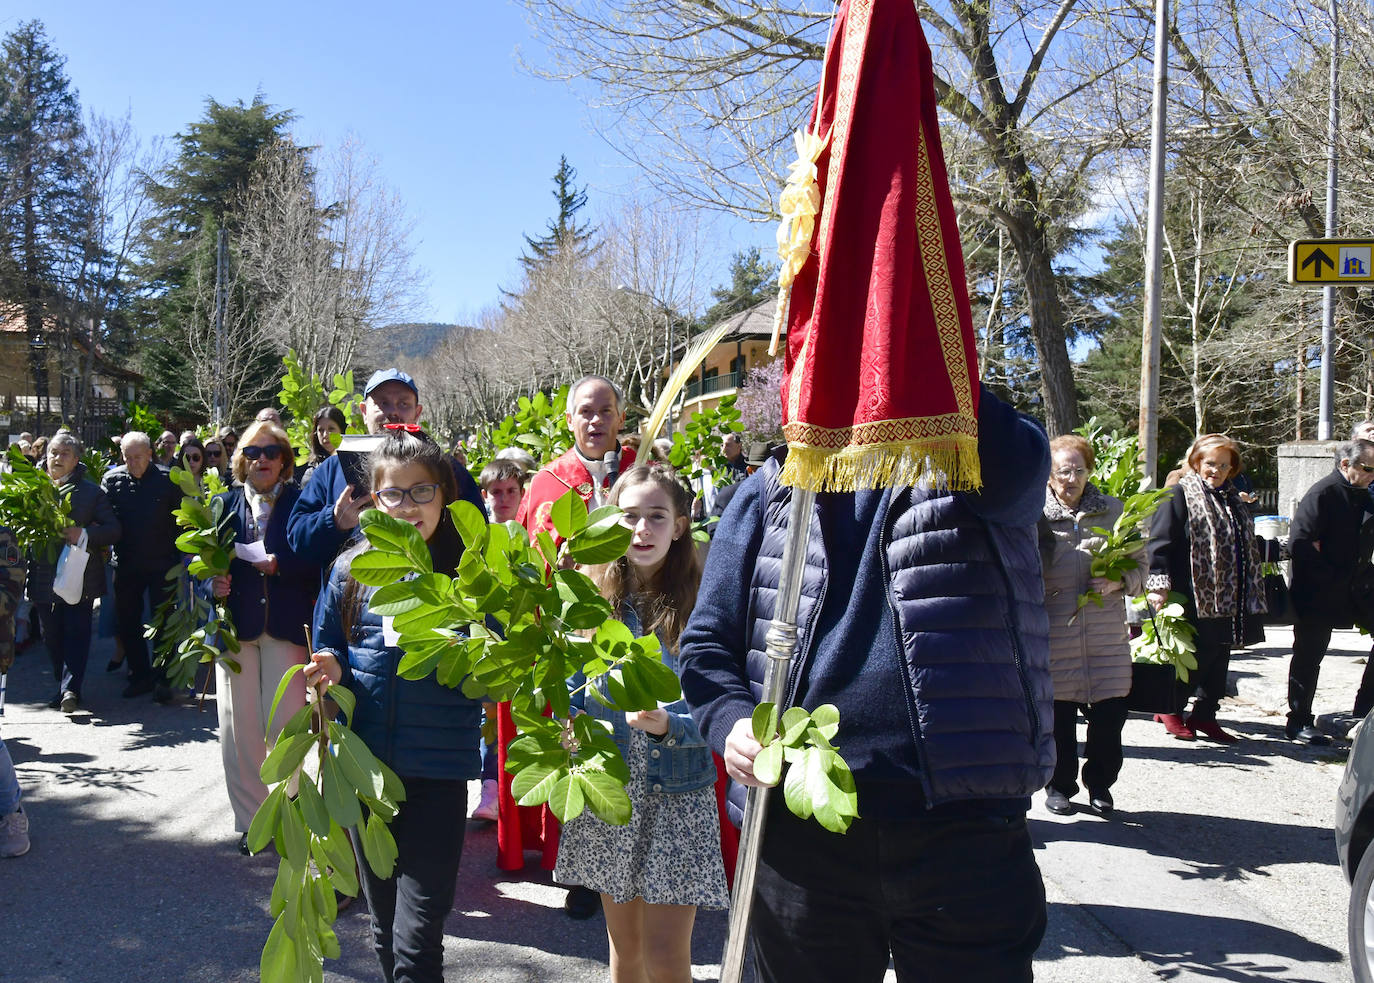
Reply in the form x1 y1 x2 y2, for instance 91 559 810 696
555 728 729 909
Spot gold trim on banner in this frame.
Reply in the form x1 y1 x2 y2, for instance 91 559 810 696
784 410 979 449
779 433 981 493
913 116 976 421
788 0 872 424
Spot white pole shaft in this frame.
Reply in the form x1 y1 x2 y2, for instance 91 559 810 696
1138 0 1168 485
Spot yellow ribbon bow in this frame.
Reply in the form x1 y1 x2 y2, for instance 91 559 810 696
771 126 831 356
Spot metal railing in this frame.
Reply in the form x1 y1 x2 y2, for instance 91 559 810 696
683 370 742 400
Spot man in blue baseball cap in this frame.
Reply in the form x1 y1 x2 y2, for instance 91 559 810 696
287 367 484 573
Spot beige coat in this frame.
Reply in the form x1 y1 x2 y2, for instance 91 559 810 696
1038 485 1143 704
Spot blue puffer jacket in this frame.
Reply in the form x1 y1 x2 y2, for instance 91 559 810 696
312 548 482 781
575 604 715 795
679 386 1055 820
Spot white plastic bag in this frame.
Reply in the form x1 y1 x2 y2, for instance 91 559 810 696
53 529 89 606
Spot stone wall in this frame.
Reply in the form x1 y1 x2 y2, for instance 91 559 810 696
1276 440 1340 520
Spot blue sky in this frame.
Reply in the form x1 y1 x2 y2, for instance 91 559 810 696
17 2 769 323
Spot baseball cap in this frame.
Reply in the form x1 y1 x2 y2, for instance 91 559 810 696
363 368 419 399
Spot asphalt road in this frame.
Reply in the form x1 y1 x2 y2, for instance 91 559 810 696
0 622 1362 982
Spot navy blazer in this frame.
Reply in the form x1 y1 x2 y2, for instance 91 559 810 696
219 484 319 646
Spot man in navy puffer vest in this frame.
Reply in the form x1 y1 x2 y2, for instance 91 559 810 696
678 384 1054 982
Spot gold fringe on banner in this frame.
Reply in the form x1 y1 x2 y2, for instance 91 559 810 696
779 435 981 494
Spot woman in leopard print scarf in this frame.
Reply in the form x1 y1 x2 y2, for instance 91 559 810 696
1145 434 1269 743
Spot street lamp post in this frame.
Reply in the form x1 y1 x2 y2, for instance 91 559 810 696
1318 0 1339 441
1138 0 1168 485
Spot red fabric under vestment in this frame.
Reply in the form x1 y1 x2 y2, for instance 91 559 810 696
498 445 636 871
514 446 637 538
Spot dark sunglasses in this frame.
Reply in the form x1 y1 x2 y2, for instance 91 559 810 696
185 453 202 463
206 449 223 459
241 445 284 462
1355 462 1374 474
374 483 439 508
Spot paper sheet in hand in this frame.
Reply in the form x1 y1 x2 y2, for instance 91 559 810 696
234 541 270 564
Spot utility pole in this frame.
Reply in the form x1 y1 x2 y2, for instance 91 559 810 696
1138 0 1169 485
214 228 228 426
1317 0 1340 441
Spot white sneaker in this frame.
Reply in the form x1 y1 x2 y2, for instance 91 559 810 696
0 805 30 858
471 779 499 822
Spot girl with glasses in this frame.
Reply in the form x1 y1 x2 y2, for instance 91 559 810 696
302 427 481 983
208 421 317 854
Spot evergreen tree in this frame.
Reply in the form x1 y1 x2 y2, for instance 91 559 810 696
0 20 89 416
518 155 597 274
702 245 777 326
134 96 299 418
139 95 298 291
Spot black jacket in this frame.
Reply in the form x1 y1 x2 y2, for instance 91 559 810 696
219 484 319 646
100 463 180 574
28 464 122 604
1290 468 1373 625
1146 480 1273 647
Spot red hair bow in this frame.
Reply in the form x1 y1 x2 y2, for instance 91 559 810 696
383 423 422 433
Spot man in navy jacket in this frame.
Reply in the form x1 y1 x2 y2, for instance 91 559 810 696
678 385 1054 983
287 368 484 579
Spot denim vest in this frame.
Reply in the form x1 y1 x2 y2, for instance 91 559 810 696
580 602 716 795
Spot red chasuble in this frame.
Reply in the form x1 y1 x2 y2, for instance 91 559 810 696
775 0 981 494
514 446 638 540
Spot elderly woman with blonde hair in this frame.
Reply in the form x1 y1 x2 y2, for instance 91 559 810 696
1145 433 1270 743
208 420 317 853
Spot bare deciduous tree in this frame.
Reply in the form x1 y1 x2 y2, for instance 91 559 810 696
236 137 425 383
182 224 278 419
414 196 710 436
521 0 1162 433
54 111 159 430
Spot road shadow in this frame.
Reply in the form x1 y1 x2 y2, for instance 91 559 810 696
1033 804 1335 881
455 820 729 972
1123 719 1349 768
1037 901 1342 981
0 779 379 983
4 640 221 751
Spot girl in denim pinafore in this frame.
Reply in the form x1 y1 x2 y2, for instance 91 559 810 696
556 464 728 983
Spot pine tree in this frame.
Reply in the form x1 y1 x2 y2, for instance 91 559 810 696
134 96 299 418
702 246 777 326
518 155 597 274
0 20 89 417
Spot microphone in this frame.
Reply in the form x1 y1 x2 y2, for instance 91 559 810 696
602 449 621 492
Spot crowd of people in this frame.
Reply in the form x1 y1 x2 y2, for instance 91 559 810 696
0 364 1371 983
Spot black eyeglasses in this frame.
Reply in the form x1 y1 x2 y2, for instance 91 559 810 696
374 483 439 508
206 449 222 459
241 445 284 462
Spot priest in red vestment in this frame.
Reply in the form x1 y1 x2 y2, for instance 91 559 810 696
500 375 636 918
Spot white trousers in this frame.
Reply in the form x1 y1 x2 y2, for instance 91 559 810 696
216 633 307 831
